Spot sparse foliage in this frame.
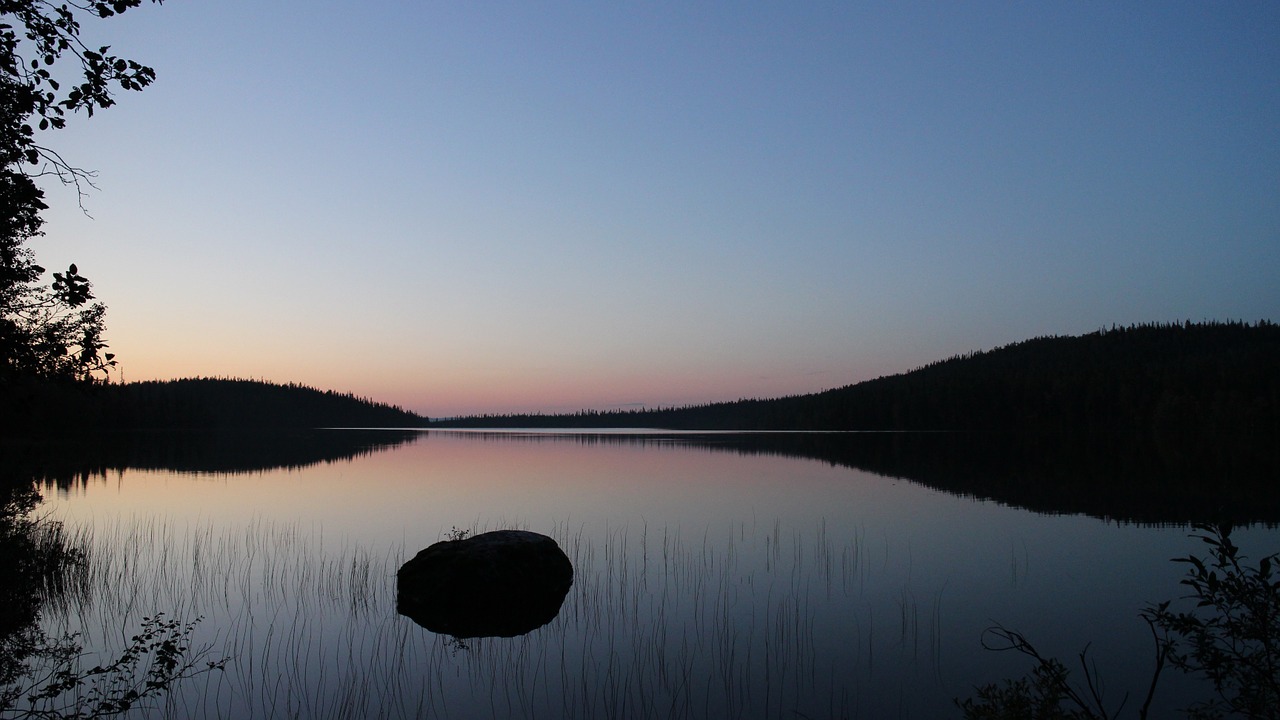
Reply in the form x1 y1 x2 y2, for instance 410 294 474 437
2 458 225 718
958 622 1168 720
1 253 115 381
956 653 1082 720
1145 524 1280 719
959 524 1279 719
1 0 162 199
0 0 160 383
2 614 226 718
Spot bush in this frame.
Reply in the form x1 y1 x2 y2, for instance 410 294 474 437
2 615 226 719
959 524 1279 720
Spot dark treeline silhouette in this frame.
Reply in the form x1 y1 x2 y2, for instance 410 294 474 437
101 378 428 429
1 377 428 433
434 321 1280 436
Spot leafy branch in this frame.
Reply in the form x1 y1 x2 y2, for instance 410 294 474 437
960 524 1278 720
1 0 161 201
2 614 226 719
1146 525 1280 719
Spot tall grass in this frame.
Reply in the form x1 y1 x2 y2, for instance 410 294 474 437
36 514 946 719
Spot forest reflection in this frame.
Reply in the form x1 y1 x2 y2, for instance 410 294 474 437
14 428 1279 526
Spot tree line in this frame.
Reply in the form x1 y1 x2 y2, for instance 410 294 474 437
434 320 1280 437
2 377 427 433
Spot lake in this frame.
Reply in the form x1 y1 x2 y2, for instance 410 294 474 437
26 429 1280 718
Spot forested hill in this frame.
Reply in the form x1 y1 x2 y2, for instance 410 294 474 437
100 379 428 429
434 321 1280 434
2 378 427 431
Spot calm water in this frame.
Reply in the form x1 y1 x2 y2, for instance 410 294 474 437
30 429 1280 718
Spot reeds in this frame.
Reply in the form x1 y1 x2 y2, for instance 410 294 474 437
35 513 947 719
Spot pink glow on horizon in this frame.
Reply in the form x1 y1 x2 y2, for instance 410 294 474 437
111 352 905 419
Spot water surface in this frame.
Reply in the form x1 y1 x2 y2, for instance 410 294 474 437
31 429 1278 718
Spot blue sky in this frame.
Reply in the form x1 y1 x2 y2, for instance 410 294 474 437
32 1 1280 416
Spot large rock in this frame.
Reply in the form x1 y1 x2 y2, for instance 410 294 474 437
396 530 573 638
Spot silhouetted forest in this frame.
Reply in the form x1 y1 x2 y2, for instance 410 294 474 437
434 321 1280 436
5 321 1277 437
1 377 428 433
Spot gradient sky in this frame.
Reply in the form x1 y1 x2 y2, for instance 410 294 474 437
30 1 1280 417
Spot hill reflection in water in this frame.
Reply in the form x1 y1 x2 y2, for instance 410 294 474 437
7 429 420 494
14 428 1278 526
421 429 1280 526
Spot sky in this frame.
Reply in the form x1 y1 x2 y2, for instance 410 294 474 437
30 1 1280 417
